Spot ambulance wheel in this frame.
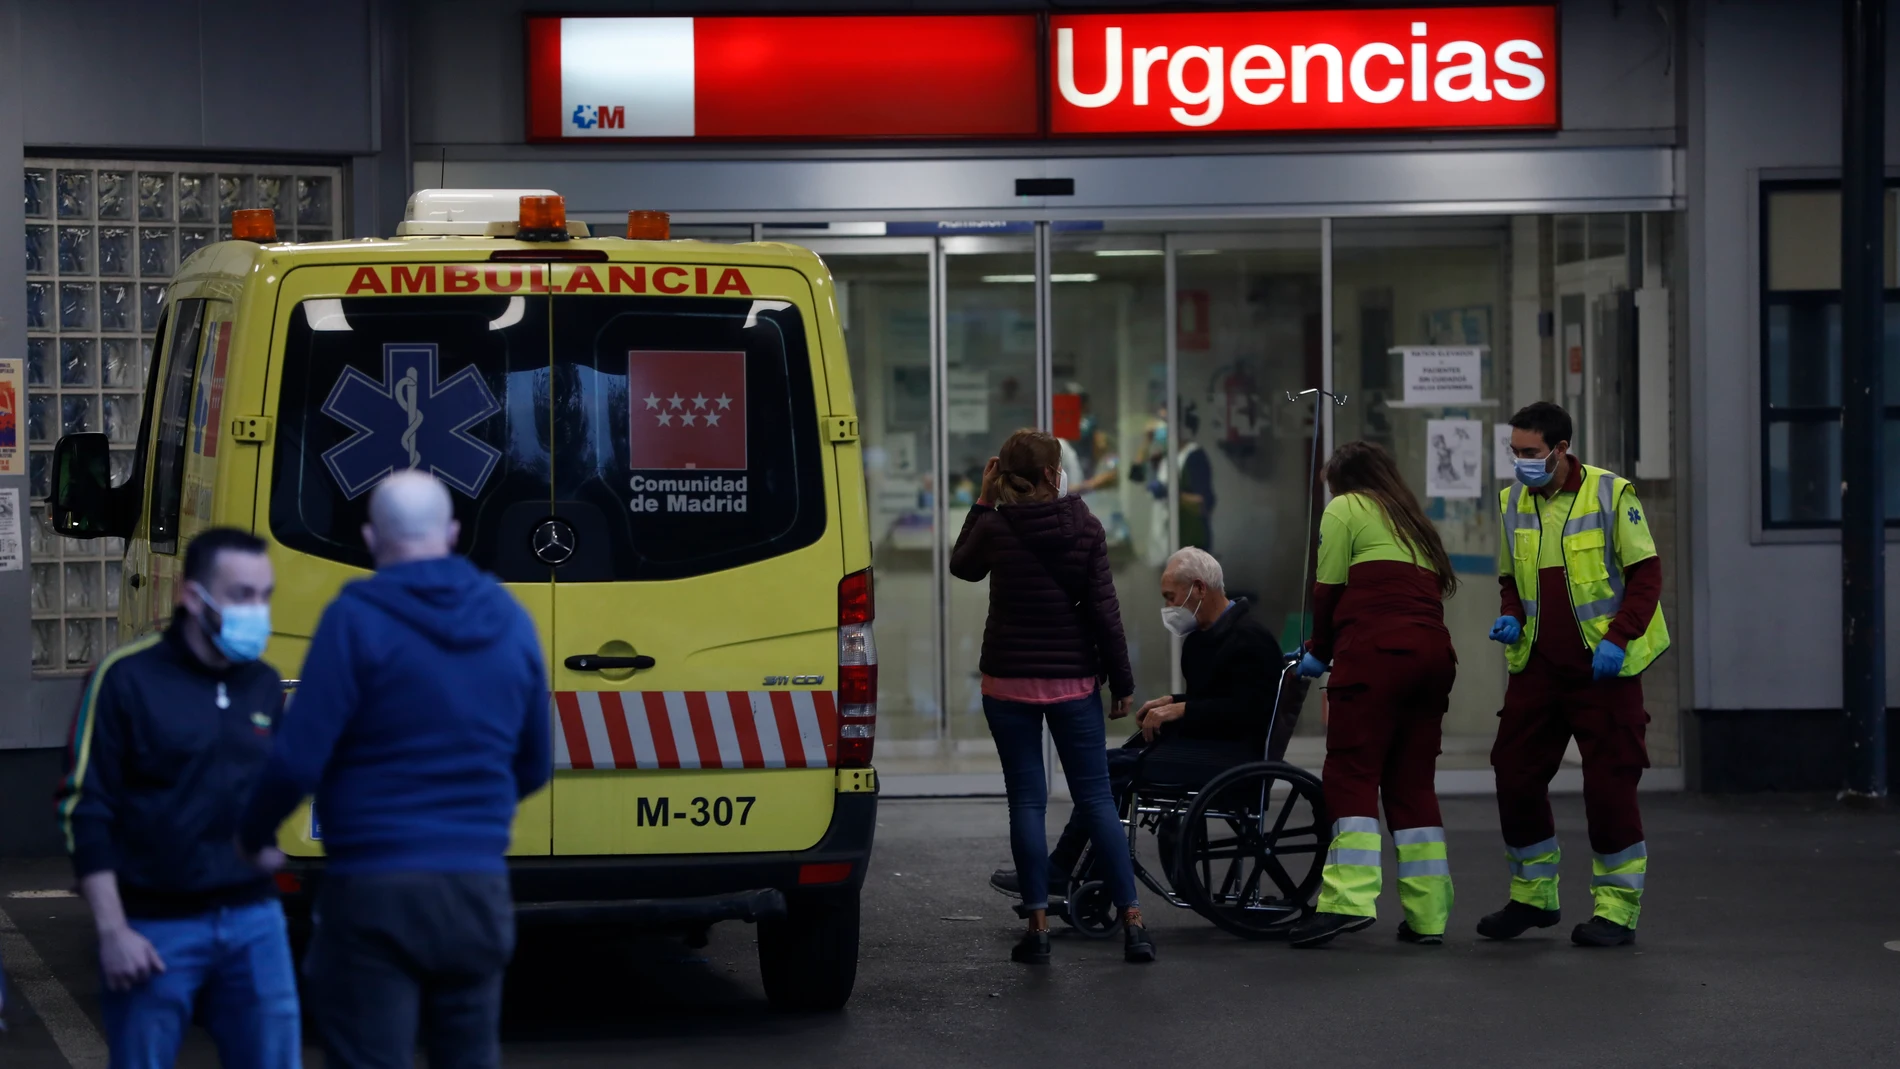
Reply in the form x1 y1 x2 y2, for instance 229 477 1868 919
1174 761 1327 940
759 889 859 1012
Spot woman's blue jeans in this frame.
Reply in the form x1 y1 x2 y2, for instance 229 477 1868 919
982 691 1140 912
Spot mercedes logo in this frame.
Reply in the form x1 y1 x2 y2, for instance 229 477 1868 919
531 518 576 565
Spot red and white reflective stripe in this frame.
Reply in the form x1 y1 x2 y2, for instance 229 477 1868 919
552 691 836 771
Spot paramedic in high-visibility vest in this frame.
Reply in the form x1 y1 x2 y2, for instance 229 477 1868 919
1479 401 1668 949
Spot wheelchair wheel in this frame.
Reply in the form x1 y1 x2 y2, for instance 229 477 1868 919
1066 880 1121 939
1173 761 1327 940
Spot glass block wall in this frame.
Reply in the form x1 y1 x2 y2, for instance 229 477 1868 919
22 159 345 673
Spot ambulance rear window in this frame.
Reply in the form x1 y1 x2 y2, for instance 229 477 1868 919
267 290 826 582
549 295 827 581
269 294 554 581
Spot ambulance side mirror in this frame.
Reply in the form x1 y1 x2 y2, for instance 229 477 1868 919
51 433 131 539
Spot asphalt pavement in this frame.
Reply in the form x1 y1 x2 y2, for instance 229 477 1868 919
1 792 1897 1068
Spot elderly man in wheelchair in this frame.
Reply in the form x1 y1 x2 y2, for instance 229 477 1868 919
990 548 1328 939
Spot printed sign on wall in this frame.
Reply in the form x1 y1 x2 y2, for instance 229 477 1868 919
1400 346 1484 405
1425 418 1483 499
0 357 23 476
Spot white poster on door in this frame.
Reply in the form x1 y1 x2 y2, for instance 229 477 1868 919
1400 347 1484 405
946 370 990 434
0 487 22 571
1495 423 1518 479
1425 419 1483 499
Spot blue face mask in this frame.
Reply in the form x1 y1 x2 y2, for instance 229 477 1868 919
1514 452 1559 488
195 586 271 663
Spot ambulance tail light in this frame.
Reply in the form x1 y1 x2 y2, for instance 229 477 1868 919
627 210 671 240
837 568 876 769
231 209 277 242
517 195 569 242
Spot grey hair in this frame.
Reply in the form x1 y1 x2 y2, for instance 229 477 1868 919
1165 547 1225 593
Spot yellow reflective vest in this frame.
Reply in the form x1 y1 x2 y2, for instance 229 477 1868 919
1499 464 1669 676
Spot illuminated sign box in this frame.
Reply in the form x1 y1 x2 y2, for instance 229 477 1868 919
526 14 1041 141
525 7 1557 142
1050 6 1558 135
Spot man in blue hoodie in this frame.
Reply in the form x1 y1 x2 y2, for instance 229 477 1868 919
240 470 550 1069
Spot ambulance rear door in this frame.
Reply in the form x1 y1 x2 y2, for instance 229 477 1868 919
545 261 844 856
258 261 557 856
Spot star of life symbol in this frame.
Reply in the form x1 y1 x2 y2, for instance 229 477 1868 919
1627 506 1641 525
320 343 502 500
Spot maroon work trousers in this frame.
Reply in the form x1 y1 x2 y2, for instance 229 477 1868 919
1491 654 1648 855
1321 626 1458 829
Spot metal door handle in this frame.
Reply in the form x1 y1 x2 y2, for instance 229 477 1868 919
564 654 656 672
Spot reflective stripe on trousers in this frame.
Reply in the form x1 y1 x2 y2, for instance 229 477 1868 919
1393 826 1453 936
1505 835 1561 911
1317 816 1382 919
1591 841 1646 928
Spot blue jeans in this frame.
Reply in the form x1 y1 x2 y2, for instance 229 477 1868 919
99 898 300 1069
983 691 1140 912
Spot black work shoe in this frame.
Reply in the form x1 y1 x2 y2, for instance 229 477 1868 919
1396 921 1443 946
1124 921 1157 963
990 867 1070 900
1476 900 1562 941
989 868 1021 897
1288 912 1376 948
1571 916 1637 947
1011 929 1052 964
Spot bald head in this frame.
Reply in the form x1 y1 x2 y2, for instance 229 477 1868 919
362 470 460 567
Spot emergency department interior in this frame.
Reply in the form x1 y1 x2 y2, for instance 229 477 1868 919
5 0 1900 844
649 213 1685 785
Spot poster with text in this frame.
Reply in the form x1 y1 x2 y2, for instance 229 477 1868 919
946 370 990 434
1426 419 1483 499
0 358 22 475
0 487 21 571
1401 347 1484 405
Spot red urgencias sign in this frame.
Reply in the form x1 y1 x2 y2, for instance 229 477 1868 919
525 7 1558 142
1049 7 1558 135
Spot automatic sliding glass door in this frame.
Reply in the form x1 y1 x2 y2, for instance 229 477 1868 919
940 236 1037 773
819 242 943 773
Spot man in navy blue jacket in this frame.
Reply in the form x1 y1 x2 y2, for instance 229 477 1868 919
240 470 550 1069
60 527 296 1068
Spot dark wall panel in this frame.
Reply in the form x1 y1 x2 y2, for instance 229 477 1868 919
20 0 374 154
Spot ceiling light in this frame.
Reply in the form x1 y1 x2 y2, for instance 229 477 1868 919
1093 249 1164 257
979 273 1100 283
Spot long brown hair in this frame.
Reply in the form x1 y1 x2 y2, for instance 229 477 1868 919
994 429 1061 505
1323 440 1459 597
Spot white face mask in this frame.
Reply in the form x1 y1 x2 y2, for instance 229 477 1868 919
1160 588 1202 637
1055 467 1070 497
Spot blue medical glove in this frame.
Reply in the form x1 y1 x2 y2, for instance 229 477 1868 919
1297 652 1327 679
1147 478 1167 499
1489 615 1523 644
1591 639 1626 681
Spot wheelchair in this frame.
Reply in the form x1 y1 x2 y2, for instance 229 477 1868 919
1038 659 1328 941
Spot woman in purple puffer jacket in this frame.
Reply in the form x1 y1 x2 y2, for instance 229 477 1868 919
951 428 1154 966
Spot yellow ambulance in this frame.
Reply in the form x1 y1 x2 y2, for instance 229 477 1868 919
49 190 878 1011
